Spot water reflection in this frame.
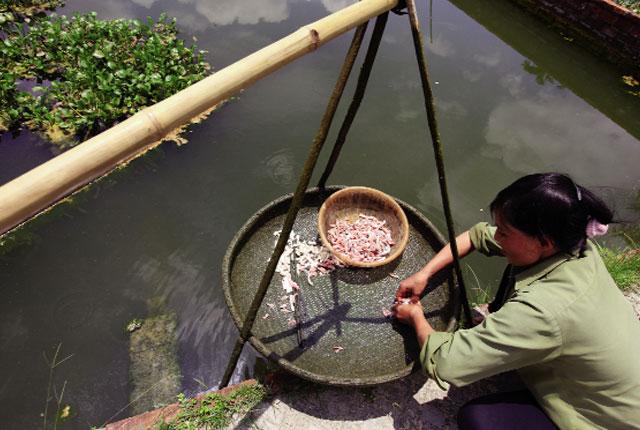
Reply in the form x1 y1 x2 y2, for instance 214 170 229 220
499 73 525 96
131 249 241 394
449 0 640 141
427 33 456 58
321 0 356 13
129 0 291 25
484 90 639 188
171 0 289 25
461 69 483 83
64 0 138 19
435 99 468 118
131 0 155 8
0 130 55 186
473 51 502 68
522 60 559 86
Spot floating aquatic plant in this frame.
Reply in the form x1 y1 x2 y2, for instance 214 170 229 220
0 0 64 25
1 11 210 148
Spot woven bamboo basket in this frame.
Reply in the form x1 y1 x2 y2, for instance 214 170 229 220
318 186 409 268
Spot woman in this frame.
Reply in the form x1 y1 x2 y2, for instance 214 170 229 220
394 173 640 429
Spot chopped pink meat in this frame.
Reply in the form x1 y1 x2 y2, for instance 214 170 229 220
327 214 395 263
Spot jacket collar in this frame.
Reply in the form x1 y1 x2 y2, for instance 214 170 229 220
514 251 577 289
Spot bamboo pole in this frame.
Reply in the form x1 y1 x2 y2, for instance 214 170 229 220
406 0 472 325
0 0 398 236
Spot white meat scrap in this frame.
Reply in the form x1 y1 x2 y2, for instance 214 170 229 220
272 229 344 319
274 229 343 285
282 276 299 294
293 240 342 285
327 214 395 263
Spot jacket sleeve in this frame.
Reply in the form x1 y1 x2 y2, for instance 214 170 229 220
420 297 563 389
468 222 503 257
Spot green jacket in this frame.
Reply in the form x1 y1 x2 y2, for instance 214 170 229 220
421 222 640 429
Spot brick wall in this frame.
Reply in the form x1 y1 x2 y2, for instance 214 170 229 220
510 0 640 71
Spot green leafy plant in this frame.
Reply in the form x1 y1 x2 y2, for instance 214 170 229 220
1 11 210 148
0 72 23 131
154 383 267 430
125 318 144 333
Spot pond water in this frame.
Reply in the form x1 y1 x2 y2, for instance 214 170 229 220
1 0 639 428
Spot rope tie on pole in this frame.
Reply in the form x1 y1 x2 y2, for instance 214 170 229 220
301 25 322 50
142 109 165 142
220 21 369 388
405 0 472 326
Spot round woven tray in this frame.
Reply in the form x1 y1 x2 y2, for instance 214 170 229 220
222 186 460 386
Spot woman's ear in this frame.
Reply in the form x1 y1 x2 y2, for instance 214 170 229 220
540 236 557 254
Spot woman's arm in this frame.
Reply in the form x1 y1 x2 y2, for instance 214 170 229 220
393 303 434 347
393 230 475 347
396 296 562 387
396 230 475 301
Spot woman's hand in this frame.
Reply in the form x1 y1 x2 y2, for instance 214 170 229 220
395 231 474 303
392 299 423 327
392 300 434 347
396 271 429 302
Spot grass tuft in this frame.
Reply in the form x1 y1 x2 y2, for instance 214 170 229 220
597 243 640 291
154 383 267 430
465 263 492 306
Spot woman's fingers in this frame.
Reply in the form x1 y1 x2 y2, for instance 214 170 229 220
393 302 422 326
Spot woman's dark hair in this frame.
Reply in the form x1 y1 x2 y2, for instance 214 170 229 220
490 173 613 254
